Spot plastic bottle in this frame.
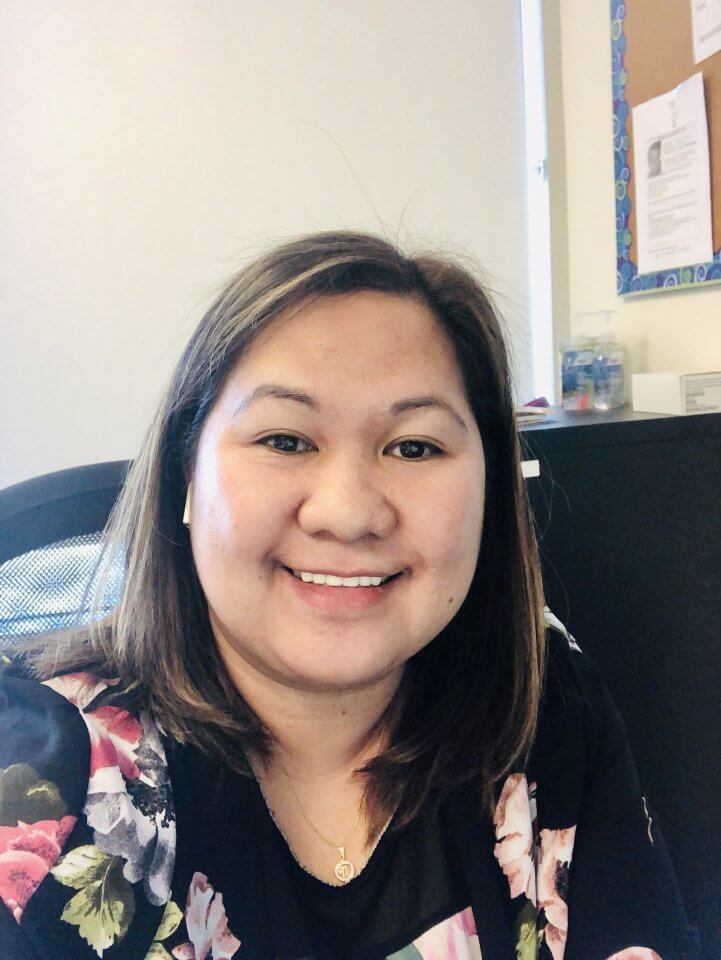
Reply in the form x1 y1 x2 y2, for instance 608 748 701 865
560 336 595 411
592 338 627 411
560 311 627 413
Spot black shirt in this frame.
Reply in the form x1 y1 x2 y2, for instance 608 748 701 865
0 621 701 959
165 723 479 960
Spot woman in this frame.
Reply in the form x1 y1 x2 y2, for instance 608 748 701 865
0 231 698 959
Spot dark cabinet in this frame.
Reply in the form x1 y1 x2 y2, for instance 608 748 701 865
522 408 721 959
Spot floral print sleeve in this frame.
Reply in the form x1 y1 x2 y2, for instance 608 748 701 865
0 666 166 958
0 669 245 960
496 620 702 960
0 670 90 960
0 663 243 960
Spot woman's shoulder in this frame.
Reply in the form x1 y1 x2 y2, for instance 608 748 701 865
0 652 150 719
0 655 98 806
529 617 700 957
0 655 177 956
541 607 610 712
0 653 165 812
529 609 626 783
0 655 134 765
0 656 98 930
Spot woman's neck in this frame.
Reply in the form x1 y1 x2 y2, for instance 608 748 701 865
214 632 405 783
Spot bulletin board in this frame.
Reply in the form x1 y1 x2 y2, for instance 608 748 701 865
612 0 721 295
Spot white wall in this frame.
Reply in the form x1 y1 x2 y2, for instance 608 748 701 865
0 1 530 489
554 0 721 374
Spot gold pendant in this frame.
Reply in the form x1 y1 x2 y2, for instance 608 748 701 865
334 846 355 883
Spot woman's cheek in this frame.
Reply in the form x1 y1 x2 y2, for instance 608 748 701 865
425 481 482 553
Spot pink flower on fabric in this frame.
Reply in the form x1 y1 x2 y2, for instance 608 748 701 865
43 673 141 780
458 906 477 936
83 706 143 780
171 871 241 960
43 674 142 780
0 816 76 922
45 671 175 905
412 906 482 959
537 826 577 960
81 707 174 905
493 773 537 902
606 951 661 959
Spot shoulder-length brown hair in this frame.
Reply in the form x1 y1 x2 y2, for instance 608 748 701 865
12 230 547 840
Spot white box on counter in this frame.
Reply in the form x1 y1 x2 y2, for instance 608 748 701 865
631 371 721 416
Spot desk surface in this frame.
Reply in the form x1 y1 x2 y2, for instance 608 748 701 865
518 405 721 451
520 405 670 430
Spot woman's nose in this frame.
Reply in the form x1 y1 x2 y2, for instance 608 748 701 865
296 457 397 540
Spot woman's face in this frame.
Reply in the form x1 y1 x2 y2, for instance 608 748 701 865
189 290 486 693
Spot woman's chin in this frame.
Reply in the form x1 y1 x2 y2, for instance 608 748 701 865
273 654 405 695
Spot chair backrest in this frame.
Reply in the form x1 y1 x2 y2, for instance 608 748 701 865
0 461 129 643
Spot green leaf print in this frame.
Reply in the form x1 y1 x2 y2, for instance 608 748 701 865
58 853 136 954
514 898 538 960
0 762 67 824
144 945 173 960
386 946 423 960
51 844 114 889
154 899 183 941
143 900 183 960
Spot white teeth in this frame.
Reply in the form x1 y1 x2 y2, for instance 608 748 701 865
292 569 390 587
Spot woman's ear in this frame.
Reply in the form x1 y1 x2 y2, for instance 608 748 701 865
183 481 193 526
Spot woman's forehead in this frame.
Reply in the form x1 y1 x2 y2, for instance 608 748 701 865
224 291 466 393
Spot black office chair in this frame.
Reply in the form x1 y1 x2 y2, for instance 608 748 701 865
0 461 130 644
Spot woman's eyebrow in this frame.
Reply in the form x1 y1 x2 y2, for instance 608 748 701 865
232 382 469 433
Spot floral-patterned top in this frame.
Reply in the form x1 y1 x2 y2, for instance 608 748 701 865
0 613 700 960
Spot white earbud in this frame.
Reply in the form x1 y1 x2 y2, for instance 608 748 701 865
182 481 192 526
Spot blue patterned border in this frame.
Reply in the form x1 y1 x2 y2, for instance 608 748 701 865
612 0 721 295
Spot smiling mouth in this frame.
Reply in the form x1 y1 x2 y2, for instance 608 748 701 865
280 565 404 586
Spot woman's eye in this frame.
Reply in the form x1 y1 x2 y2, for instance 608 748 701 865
388 439 444 460
257 434 314 454
257 434 443 460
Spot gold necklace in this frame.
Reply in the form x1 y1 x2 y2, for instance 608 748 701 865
257 772 396 886
253 733 393 886
281 770 368 883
